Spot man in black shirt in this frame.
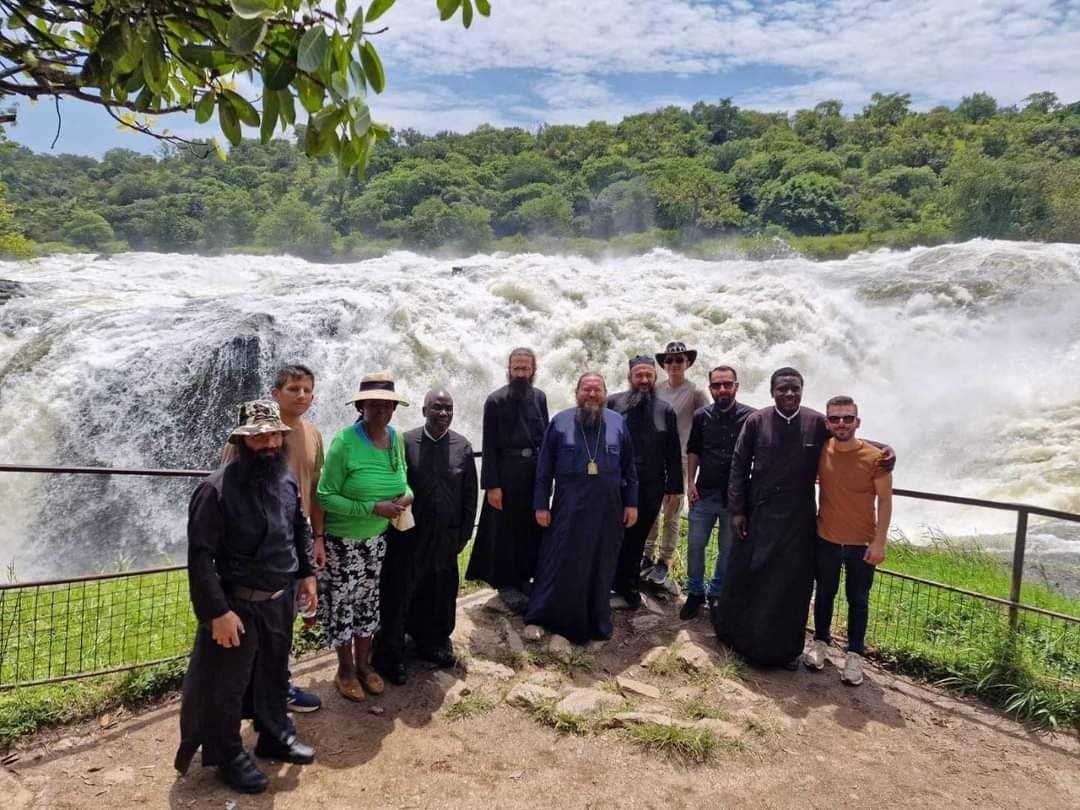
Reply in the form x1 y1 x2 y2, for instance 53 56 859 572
681 366 754 620
175 400 318 794
374 388 479 684
607 356 683 609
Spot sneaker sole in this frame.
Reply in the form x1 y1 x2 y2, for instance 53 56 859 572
803 660 825 671
841 675 863 686
286 702 321 713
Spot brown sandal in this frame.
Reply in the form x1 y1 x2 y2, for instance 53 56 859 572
358 667 385 696
335 674 366 702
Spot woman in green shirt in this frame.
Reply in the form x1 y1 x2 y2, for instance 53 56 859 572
316 373 413 701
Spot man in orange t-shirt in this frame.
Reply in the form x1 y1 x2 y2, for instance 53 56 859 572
803 395 892 686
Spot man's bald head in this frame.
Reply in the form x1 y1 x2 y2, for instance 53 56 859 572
423 387 454 437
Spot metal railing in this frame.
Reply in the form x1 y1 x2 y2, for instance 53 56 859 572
0 463 1078 689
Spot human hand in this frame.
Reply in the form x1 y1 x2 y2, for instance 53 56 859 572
686 484 699 504
211 611 245 648
313 536 326 568
394 492 414 508
374 500 405 519
876 446 896 472
487 488 503 510
864 541 886 566
624 507 638 528
732 513 748 540
535 509 551 527
297 576 318 616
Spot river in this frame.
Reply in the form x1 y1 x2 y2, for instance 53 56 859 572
1 240 1078 577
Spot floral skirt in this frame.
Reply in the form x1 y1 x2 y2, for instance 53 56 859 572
317 533 387 647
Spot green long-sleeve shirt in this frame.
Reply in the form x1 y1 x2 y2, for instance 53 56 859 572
317 423 412 540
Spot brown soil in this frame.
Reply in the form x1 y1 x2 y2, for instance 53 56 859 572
3 589 1078 810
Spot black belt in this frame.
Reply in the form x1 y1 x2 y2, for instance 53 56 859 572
226 585 287 602
501 448 535 457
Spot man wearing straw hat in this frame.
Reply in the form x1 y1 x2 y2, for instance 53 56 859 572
175 400 318 795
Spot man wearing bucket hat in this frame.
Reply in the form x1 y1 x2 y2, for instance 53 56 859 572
175 400 318 794
641 341 708 586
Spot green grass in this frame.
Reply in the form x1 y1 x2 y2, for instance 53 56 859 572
444 691 497 721
677 697 732 722
624 722 726 763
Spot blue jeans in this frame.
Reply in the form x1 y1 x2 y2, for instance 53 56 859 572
813 537 876 654
686 491 731 598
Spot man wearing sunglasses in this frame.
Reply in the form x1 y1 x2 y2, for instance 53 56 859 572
803 396 893 686
641 341 708 587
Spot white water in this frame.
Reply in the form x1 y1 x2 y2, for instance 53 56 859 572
1 240 1078 576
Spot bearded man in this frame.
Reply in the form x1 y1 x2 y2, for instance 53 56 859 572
606 356 682 609
525 372 638 643
465 347 550 613
175 401 318 794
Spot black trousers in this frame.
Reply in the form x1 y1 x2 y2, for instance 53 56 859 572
612 484 664 598
175 593 293 772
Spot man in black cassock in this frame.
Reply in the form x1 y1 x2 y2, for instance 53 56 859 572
527 372 638 643
715 368 894 668
175 400 318 795
465 348 549 613
373 388 478 685
607 355 682 609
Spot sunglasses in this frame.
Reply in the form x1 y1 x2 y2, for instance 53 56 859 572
826 415 857 425
709 381 736 389
664 356 687 365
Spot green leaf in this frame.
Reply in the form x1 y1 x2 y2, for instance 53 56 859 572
142 32 167 94
359 41 385 94
462 0 474 28
349 98 371 137
277 89 296 126
437 0 462 21
123 69 145 93
331 71 349 99
476 0 491 16
194 92 216 124
97 25 126 61
260 91 279 143
349 60 367 95
370 120 391 139
296 74 325 113
178 45 234 70
227 15 267 54
336 0 349 22
229 0 277 19
261 47 296 90
366 0 396 22
296 26 328 72
218 96 242 146
224 90 260 126
303 120 319 155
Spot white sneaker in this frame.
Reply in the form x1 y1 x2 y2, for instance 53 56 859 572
802 639 828 671
841 651 865 686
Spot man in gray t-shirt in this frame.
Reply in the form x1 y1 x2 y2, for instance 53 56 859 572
642 341 708 585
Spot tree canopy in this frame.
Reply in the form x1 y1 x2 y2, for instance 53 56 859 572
0 0 490 172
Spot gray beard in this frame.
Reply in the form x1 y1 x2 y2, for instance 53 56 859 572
577 404 603 429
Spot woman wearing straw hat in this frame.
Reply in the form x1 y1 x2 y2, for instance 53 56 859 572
316 372 413 701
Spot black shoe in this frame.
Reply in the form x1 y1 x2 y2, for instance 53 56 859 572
417 645 458 669
254 733 315 765
783 657 801 672
498 587 529 615
680 593 705 620
217 751 269 794
376 660 408 685
639 556 654 575
623 590 642 610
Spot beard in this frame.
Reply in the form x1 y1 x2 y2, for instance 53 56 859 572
235 441 289 482
576 402 603 429
507 376 534 399
626 388 654 410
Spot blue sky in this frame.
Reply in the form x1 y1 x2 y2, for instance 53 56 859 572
8 0 1080 157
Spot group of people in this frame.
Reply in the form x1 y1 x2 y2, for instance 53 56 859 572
175 344 894 795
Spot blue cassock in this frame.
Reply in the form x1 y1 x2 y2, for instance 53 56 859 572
526 407 639 643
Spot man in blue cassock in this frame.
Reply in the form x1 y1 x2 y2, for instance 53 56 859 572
526 372 639 643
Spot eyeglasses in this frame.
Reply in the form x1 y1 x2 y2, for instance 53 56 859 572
826 415 857 425
709 381 736 390
664 356 687 365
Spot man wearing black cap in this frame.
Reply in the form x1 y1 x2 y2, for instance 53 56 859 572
607 356 683 609
641 341 709 585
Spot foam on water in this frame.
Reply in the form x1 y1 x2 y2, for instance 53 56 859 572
1 240 1078 575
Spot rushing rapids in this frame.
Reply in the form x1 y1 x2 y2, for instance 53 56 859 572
1 240 1078 576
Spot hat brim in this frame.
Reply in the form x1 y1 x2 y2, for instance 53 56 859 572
228 421 291 443
346 390 410 406
655 349 698 367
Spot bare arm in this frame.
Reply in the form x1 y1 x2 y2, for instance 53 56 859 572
865 472 893 565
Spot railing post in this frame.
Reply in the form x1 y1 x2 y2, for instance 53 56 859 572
1008 509 1028 632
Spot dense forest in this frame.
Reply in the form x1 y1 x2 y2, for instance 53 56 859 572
2 91 1079 261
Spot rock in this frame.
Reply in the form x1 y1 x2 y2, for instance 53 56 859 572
481 593 514 615
368 705 385 715
609 595 631 610
716 678 763 705
586 639 606 652
523 624 545 642
615 676 662 700
466 660 516 681
548 634 573 663
468 626 505 660
637 702 671 715
446 680 472 702
674 629 693 645
526 670 565 688
640 646 668 667
0 769 33 809
661 577 682 597
554 688 623 719
643 595 666 615
606 712 682 729
500 618 526 654
505 683 559 710
674 642 714 672
693 718 744 738
629 614 661 633
672 686 701 701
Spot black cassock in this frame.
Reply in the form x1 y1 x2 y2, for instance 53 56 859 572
174 461 314 773
526 408 638 643
374 427 478 667
606 391 682 598
465 384 549 589
714 407 828 666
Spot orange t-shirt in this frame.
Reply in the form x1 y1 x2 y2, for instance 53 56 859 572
817 438 887 545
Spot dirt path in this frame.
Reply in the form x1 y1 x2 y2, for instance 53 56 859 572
4 589 1078 810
